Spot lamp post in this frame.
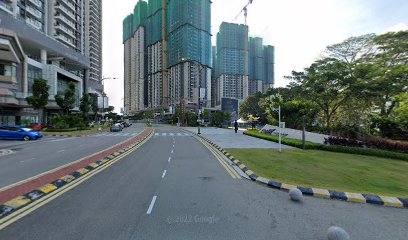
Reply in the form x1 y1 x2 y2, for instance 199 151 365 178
101 77 117 118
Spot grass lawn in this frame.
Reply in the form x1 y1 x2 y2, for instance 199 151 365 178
227 148 408 198
43 126 111 136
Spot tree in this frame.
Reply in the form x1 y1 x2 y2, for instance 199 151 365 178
107 106 115 113
363 31 408 116
26 78 50 124
89 93 99 120
212 111 231 127
287 58 357 130
79 93 90 118
55 82 76 114
239 92 267 124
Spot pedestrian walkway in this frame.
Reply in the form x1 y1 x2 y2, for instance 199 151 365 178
182 127 293 149
154 133 191 137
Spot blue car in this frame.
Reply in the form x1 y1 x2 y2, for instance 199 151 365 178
0 126 43 141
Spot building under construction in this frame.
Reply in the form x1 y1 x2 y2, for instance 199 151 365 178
216 22 249 105
215 22 275 107
123 0 212 114
249 37 275 95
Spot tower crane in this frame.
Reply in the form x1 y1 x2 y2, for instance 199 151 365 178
233 0 254 25
232 0 254 87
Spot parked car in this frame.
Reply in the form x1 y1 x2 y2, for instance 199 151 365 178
0 126 43 141
110 124 122 132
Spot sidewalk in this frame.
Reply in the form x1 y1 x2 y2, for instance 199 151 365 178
182 127 293 149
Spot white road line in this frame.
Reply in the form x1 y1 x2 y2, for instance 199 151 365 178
19 157 36 163
57 150 65 153
169 133 174 136
161 170 167 178
177 133 182 136
168 157 171 162
162 133 167 136
171 149 174 154
155 133 159 136
146 196 157 215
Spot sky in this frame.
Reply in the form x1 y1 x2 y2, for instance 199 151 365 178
102 0 408 113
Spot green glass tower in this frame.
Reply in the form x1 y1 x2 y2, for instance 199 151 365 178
123 0 212 111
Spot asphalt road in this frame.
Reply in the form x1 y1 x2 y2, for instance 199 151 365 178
0 125 406 239
0 124 144 189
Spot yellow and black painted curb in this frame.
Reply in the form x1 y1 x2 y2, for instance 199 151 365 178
184 129 408 209
0 129 155 219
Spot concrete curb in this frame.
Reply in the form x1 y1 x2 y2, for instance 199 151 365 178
0 128 155 219
182 128 408 209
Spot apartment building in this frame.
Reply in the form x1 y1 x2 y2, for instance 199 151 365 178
215 22 249 104
123 0 212 113
0 0 101 125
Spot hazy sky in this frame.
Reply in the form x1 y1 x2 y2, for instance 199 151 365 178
102 0 408 113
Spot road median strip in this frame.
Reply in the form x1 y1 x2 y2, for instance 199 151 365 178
180 128 408 209
0 128 155 220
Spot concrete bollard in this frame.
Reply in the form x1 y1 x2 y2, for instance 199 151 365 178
327 226 350 240
289 188 303 202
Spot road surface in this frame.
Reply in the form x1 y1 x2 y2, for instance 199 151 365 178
0 125 406 239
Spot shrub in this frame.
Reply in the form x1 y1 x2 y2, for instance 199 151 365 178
325 136 408 154
244 130 408 161
324 136 365 148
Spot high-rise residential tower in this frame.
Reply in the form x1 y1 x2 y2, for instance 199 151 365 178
0 0 102 125
249 37 275 95
123 1 147 115
123 0 212 113
166 0 212 108
85 0 104 98
216 22 249 103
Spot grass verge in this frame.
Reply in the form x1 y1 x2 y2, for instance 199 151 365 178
227 148 408 198
244 130 408 161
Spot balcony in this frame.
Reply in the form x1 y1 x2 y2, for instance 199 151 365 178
0 1 13 14
25 17 42 31
57 0 75 12
55 3 75 21
55 14 76 29
26 5 42 20
27 0 42 9
55 24 75 38
55 34 76 49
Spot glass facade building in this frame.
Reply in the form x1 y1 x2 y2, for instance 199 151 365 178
123 0 212 111
215 22 249 102
248 37 275 95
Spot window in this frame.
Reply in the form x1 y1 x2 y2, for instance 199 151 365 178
0 63 16 79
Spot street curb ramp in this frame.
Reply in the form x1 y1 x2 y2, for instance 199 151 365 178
182 128 408 209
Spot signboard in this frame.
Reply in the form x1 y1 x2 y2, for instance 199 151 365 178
279 122 285 128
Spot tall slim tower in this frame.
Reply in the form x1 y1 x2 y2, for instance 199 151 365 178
166 0 212 108
123 0 212 112
248 37 274 94
85 0 103 96
216 22 249 102
123 1 147 115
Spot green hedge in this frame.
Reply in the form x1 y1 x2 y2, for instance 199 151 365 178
45 127 91 132
45 128 78 132
244 131 408 161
